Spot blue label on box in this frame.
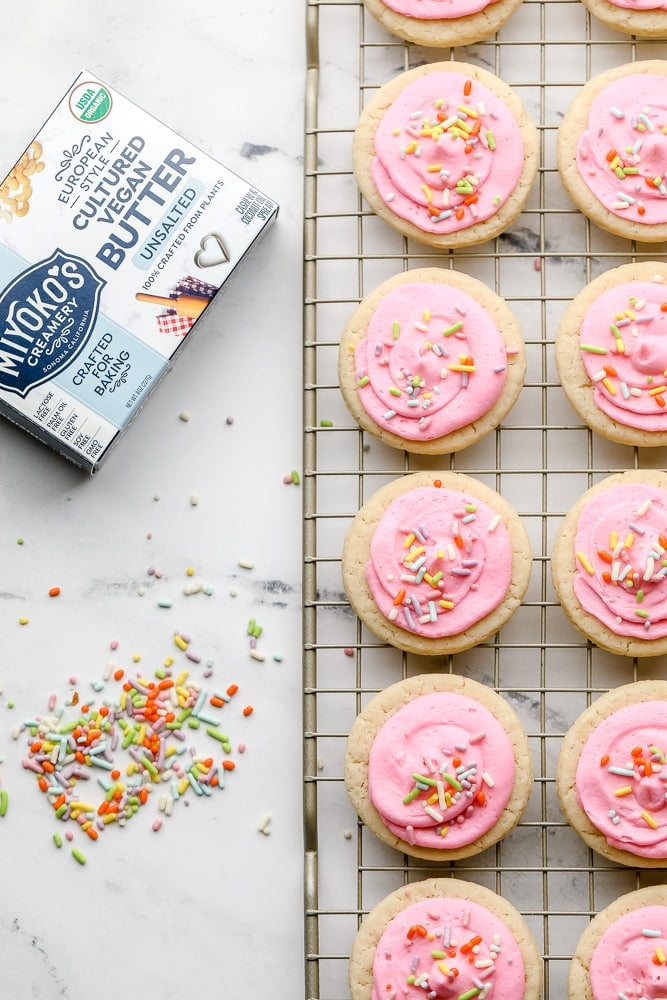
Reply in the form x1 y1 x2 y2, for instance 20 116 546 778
0 247 104 398
53 316 167 427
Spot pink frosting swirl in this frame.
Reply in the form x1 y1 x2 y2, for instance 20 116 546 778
575 74 667 224
572 483 667 639
371 896 525 1000
368 691 515 849
578 277 667 432
576 701 667 859
371 72 524 235
380 0 501 17
365 485 512 638
354 281 508 441
589 905 667 999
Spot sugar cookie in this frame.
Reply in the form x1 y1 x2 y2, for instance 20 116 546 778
353 62 538 249
551 469 667 656
339 267 525 454
569 885 667 1000
558 60 667 242
558 679 667 866
345 672 534 860
342 471 532 655
349 876 542 1000
555 261 667 447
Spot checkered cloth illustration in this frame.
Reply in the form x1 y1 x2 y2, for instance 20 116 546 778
174 276 218 299
156 312 195 337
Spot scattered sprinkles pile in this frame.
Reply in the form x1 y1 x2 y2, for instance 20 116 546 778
14 629 257 864
8 523 289 864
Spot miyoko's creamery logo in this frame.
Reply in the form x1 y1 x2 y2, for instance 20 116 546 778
0 250 105 397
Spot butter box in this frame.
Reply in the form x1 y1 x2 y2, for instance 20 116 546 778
0 71 278 472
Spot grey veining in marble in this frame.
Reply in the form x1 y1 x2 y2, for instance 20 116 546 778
0 4 305 999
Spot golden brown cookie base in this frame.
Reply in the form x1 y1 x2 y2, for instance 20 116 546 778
342 470 532 655
557 679 667 867
353 61 539 249
339 267 526 455
581 0 667 37
551 469 667 657
345 672 534 860
555 261 667 447
362 0 524 46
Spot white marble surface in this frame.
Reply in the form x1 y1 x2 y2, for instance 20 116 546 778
0 4 305 999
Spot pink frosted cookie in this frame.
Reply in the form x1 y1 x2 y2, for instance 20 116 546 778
580 0 667 38
353 62 538 250
349 877 542 1000
344 673 533 861
558 680 667 867
569 886 667 1000
341 471 532 655
551 470 667 657
362 0 524 47
558 60 667 242
555 262 667 447
339 268 525 455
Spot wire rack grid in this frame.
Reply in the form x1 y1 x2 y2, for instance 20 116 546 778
303 3 667 999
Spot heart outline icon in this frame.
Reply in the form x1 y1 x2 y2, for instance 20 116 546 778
194 233 230 269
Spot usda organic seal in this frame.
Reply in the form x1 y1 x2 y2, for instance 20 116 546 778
69 81 113 123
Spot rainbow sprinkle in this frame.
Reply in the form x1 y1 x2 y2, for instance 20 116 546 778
18 631 252 857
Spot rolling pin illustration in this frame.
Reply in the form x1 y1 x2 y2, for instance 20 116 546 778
135 292 209 319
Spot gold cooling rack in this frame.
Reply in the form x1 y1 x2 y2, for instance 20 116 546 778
302 2 667 997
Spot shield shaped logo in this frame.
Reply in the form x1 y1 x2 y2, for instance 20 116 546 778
0 249 105 398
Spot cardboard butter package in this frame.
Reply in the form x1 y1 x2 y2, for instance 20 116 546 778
0 71 278 472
